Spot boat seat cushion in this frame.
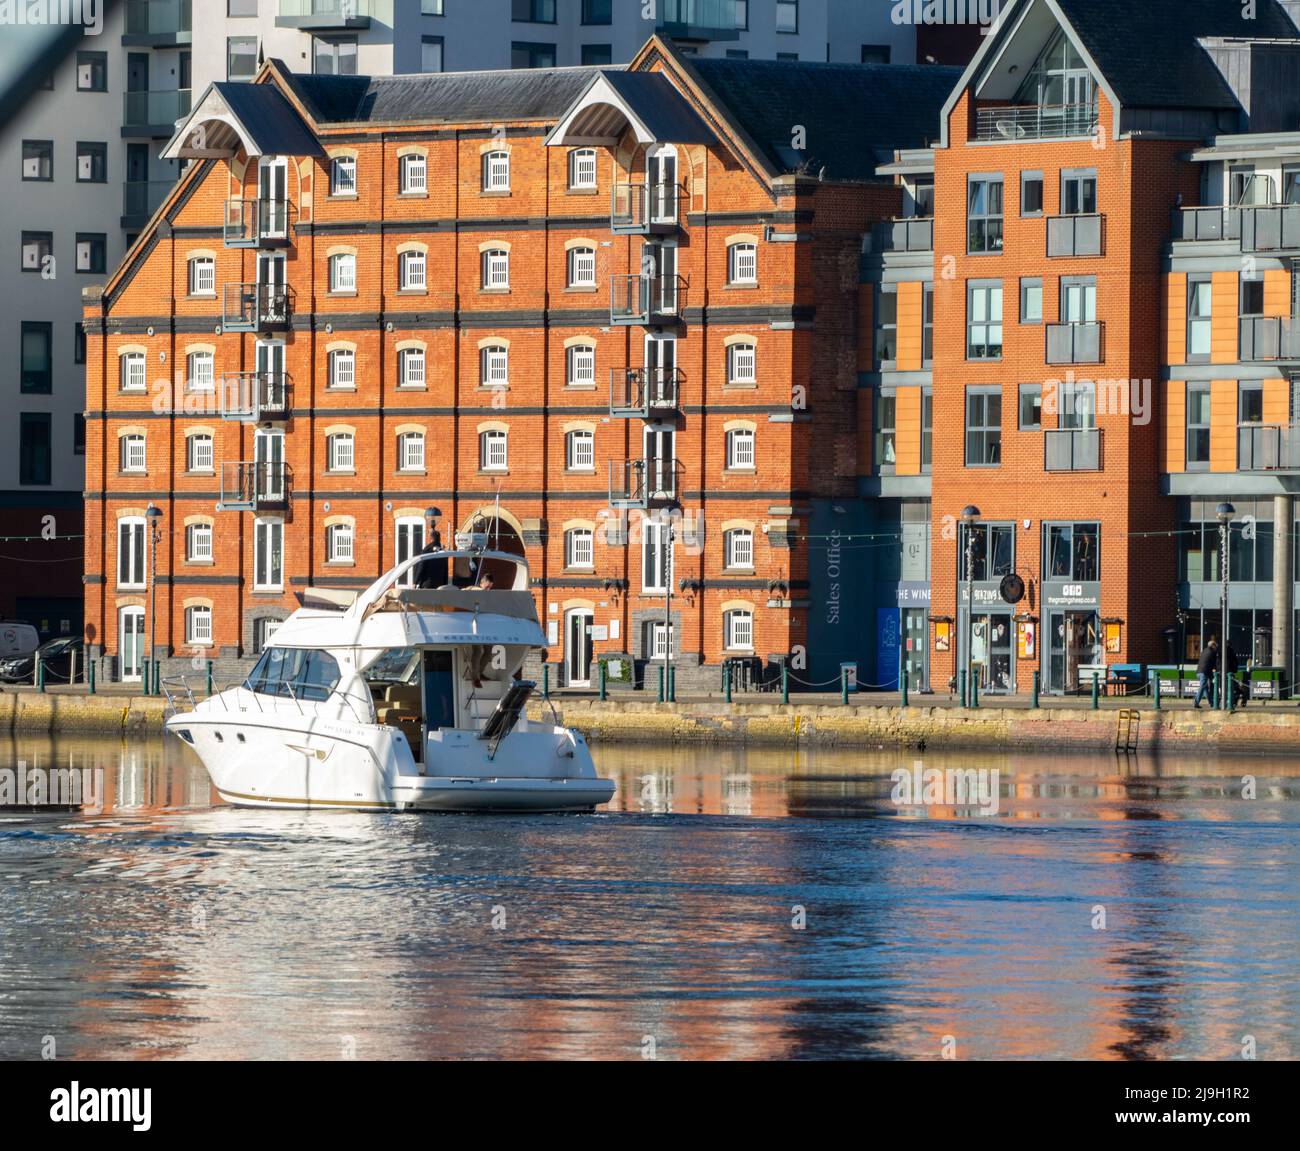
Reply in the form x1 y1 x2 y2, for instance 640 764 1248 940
384 684 422 710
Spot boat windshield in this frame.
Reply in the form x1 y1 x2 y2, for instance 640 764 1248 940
364 647 419 684
244 647 341 701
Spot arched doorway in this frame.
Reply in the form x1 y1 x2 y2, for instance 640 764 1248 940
457 508 526 588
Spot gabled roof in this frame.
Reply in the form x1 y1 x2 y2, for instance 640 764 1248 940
1054 0 1300 110
686 59 959 182
547 70 716 146
277 63 609 126
163 79 325 160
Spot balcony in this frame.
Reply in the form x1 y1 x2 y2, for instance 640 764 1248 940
656 0 743 42
223 283 292 333
866 217 934 254
611 183 683 234
610 367 682 418
1240 204 1300 253
122 0 192 46
224 199 295 248
1172 205 1241 243
611 274 685 326
275 0 371 30
122 88 191 138
1239 423 1300 471
1047 213 1104 257
609 459 681 510
1045 427 1102 472
121 179 174 229
218 461 291 512
1239 316 1300 362
1045 321 1103 365
220 373 290 423
974 103 1098 142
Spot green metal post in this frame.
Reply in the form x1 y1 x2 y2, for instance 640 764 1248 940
542 664 550 699
840 667 849 706
599 661 607 701
667 664 676 703
724 663 732 703
88 657 96 695
781 661 789 705
1091 674 1100 710
901 667 909 708
657 664 664 703
972 668 979 709
1152 670 1161 710
36 655 44 693
959 669 967 708
1031 670 1040 709
207 660 214 696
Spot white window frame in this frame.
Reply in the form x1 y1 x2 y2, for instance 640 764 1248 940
480 429 508 471
569 148 597 190
399 430 426 472
568 246 596 288
120 352 146 393
326 522 355 563
327 432 355 472
727 342 756 385
187 350 214 392
566 528 594 569
186 606 214 647
567 343 595 387
329 348 356 389
483 150 510 192
641 518 673 594
400 250 427 291
726 427 756 470
330 253 356 293
481 345 509 387
187 433 214 473
728 242 757 285
646 619 674 662
400 153 428 194
725 528 754 570
566 429 595 471
331 156 357 196
254 517 284 590
725 609 754 651
398 347 426 388
117 518 146 589
189 257 215 296
120 433 146 473
482 249 510 290
187 523 213 562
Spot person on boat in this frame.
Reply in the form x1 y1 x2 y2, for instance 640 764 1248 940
475 571 496 591
414 530 448 589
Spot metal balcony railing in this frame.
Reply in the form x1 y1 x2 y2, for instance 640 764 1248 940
610 367 682 417
218 461 291 511
866 217 934 253
657 0 744 40
1239 204 1300 253
123 0 192 44
1045 427 1102 472
611 183 684 233
1172 205 1242 242
1238 423 1300 471
220 373 290 422
1047 213 1104 257
1239 316 1300 362
121 179 174 228
609 458 681 509
975 102 1098 142
122 88 191 135
276 0 372 29
224 199 295 248
1046 321 1103 364
222 283 292 333
610 274 685 326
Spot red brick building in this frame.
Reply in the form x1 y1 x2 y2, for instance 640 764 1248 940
82 38 958 690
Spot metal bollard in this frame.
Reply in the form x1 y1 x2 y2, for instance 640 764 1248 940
207 659 214 696
959 669 967 708
781 661 789 705
657 664 665 703
840 667 849 706
36 655 45 693
972 669 979 709
88 657 96 695
1091 674 1100 710
667 665 676 703
542 664 550 699
598 660 607 701
1031 670 1040 709
1152 670 1161 710
724 663 732 703
901 667 909 708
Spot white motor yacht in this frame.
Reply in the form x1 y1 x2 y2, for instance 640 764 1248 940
163 545 614 813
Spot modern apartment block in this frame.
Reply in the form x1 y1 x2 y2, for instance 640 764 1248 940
193 1 919 90
81 37 957 688
860 0 1300 695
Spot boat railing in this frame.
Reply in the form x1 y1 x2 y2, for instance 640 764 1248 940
160 675 196 716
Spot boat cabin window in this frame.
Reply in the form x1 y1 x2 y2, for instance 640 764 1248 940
244 647 341 701
364 647 419 687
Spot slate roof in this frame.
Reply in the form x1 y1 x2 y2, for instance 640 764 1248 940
209 81 325 157
1054 0 1300 110
685 59 962 181
275 61 609 125
596 70 717 145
